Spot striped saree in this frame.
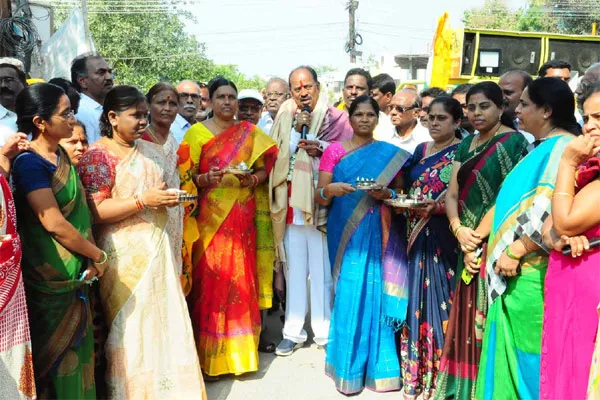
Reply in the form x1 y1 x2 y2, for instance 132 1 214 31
476 135 572 400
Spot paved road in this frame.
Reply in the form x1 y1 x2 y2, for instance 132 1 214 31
206 311 400 400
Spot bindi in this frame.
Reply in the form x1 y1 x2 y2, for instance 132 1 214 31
300 80 304 90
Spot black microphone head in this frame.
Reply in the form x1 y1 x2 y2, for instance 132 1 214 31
301 105 312 113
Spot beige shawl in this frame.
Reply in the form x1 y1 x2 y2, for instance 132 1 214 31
268 94 330 258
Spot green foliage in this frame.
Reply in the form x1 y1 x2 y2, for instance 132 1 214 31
463 0 600 35
463 0 521 30
52 2 265 91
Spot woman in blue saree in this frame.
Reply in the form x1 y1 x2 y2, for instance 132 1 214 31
316 95 411 395
476 77 581 400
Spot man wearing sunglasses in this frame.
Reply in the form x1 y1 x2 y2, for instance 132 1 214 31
72 54 114 144
172 80 202 144
385 89 431 153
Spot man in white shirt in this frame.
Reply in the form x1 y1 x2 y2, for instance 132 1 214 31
498 70 535 143
0 62 27 145
258 77 289 136
385 89 432 153
270 65 352 357
371 73 395 116
172 80 202 144
340 68 393 141
72 55 114 144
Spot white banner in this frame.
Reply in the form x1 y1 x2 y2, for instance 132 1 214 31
40 8 96 81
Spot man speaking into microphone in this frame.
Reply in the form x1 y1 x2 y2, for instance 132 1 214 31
269 65 352 357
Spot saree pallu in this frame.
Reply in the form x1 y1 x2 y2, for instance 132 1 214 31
177 141 198 296
81 140 206 399
325 141 410 394
401 143 459 398
17 148 95 399
0 174 36 400
435 132 528 400
189 121 277 376
142 131 184 278
475 135 572 400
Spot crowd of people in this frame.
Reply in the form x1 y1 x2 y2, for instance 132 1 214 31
0 53 600 400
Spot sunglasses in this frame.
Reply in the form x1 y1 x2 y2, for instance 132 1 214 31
390 105 417 113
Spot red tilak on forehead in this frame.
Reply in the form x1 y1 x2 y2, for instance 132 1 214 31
166 95 172 103
300 80 304 90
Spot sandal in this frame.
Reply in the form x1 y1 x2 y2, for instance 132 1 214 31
202 373 221 382
258 336 276 353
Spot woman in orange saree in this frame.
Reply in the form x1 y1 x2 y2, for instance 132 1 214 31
184 78 277 378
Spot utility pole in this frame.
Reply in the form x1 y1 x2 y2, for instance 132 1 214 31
346 1 359 63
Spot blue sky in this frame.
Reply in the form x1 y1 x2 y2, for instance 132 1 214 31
186 0 526 77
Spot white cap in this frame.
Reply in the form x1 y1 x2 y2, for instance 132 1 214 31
0 57 24 70
238 89 264 105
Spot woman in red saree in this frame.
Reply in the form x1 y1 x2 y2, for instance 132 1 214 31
184 78 278 378
0 133 36 400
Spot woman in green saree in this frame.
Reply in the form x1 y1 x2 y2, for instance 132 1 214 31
11 83 107 399
434 82 529 399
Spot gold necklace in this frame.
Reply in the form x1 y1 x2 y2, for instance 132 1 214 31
110 137 135 159
146 125 167 145
429 137 459 155
473 122 501 155
31 142 58 165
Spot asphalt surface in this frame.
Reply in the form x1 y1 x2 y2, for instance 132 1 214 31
205 310 401 400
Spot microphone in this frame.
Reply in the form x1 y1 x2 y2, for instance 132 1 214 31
300 105 312 140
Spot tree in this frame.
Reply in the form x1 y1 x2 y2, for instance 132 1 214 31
463 0 521 31
51 1 264 91
463 0 600 35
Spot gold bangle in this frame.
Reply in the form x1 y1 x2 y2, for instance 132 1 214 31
454 225 464 237
95 250 108 265
553 191 573 197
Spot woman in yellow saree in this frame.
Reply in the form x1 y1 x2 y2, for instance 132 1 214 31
183 77 278 378
78 86 206 399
